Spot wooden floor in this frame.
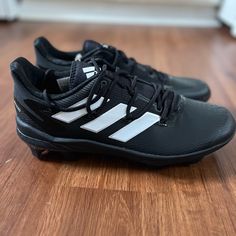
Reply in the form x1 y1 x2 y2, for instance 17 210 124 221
0 22 236 236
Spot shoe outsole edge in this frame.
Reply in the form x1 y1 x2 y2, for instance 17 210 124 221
16 118 235 167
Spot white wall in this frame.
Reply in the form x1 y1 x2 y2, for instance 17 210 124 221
19 0 221 27
219 0 236 37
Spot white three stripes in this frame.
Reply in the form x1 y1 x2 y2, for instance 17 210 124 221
52 98 160 142
81 104 136 133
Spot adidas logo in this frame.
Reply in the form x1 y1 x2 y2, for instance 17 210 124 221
52 97 160 143
82 66 97 79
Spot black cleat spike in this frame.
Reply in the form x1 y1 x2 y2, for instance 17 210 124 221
29 145 49 159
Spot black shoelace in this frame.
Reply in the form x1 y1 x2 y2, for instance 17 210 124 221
81 46 168 84
43 59 179 124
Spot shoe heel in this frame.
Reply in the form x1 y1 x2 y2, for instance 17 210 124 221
28 145 49 159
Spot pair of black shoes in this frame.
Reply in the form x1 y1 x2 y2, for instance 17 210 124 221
10 37 235 167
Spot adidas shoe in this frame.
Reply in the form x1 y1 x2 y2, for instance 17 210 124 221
10 57 235 167
34 37 211 101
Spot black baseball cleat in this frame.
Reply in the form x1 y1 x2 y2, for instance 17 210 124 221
34 37 211 102
11 57 235 167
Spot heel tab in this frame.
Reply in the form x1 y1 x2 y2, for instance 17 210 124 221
10 57 45 88
34 36 50 44
10 57 33 71
34 36 53 50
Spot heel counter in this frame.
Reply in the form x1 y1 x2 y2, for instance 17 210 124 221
34 44 47 70
10 59 42 131
34 37 53 70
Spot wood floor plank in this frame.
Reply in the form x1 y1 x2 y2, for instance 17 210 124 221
0 22 236 236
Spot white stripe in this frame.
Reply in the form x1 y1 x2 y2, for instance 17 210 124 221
14 100 21 112
52 97 104 123
85 71 96 79
82 66 95 73
80 103 136 133
109 112 160 142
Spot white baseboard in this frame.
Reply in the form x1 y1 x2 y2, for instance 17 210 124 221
0 0 19 20
19 1 221 27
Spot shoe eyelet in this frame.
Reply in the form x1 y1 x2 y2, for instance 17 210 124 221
155 106 163 114
101 80 108 87
124 60 129 65
158 121 168 127
149 71 155 77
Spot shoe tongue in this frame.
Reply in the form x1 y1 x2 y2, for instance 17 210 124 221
82 40 101 54
69 61 98 89
82 40 116 64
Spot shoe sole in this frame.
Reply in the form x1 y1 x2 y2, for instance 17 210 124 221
16 118 234 167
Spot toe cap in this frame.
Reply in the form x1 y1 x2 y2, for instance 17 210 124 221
167 76 211 101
